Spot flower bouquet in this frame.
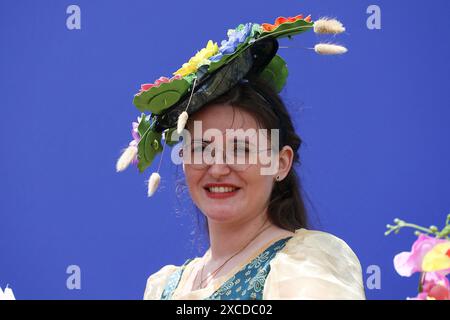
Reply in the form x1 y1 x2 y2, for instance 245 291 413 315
385 214 450 300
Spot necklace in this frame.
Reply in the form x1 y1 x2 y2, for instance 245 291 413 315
195 219 272 290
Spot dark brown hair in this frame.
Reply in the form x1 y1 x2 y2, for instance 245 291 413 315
190 77 309 232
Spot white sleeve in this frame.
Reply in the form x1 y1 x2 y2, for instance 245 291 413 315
263 229 366 300
143 264 179 300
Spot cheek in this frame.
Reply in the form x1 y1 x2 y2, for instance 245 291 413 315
183 167 203 194
242 169 273 198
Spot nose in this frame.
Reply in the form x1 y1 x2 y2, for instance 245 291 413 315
208 165 232 179
207 150 232 178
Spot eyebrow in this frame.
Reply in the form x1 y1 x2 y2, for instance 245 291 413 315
190 138 253 145
191 139 212 144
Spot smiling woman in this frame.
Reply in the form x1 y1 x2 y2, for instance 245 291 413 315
182 79 307 233
116 13 365 300
143 79 366 300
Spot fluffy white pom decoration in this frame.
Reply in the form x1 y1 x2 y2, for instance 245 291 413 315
177 111 189 135
314 18 346 34
116 145 138 172
314 43 348 55
147 172 161 197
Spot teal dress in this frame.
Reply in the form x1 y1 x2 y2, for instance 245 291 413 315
160 236 293 300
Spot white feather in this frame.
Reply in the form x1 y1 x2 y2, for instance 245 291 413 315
116 145 138 172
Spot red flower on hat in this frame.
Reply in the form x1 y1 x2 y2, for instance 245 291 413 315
137 75 183 95
261 14 311 32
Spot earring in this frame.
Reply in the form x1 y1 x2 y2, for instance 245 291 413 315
275 175 280 181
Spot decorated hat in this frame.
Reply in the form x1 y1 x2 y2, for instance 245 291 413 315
116 14 347 197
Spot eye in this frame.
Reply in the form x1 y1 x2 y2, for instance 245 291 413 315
191 142 208 152
234 143 249 153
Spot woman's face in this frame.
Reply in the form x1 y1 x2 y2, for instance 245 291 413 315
182 103 292 225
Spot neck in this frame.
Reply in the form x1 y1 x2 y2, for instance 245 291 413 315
206 209 272 261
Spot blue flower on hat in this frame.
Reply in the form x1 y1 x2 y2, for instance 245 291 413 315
209 23 254 62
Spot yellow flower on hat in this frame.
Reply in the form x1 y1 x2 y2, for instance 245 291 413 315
173 40 219 77
422 242 450 273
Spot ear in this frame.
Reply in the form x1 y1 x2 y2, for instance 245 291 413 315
276 145 294 181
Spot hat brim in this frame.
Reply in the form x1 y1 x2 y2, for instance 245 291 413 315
154 37 279 132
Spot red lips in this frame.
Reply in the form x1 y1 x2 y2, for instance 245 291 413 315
204 183 240 189
203 183 241 199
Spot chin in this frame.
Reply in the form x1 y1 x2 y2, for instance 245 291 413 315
202 206 242 223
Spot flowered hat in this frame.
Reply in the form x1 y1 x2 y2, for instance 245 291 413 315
116 14 347 196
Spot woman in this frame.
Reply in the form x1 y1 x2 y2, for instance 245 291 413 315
142 78 366 300
116 14 365 299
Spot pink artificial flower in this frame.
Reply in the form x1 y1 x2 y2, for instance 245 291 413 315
394 234 448 277
138 75 182 94
407 292 429 300
408 272 450 300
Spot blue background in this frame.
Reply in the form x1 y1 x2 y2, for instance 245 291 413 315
1 0 449 299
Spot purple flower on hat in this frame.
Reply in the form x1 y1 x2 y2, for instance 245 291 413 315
210 23 253 62
131 121 140 142
129 121 140 164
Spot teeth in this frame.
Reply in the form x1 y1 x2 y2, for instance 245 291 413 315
207 186 237 193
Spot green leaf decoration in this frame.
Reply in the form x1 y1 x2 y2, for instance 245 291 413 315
163 127 180 147
137 126 163 173
133 78 191 114
137 113 150 137
260 19 314 39
183 73 197 84
251 23 263 38
258 55 288 93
